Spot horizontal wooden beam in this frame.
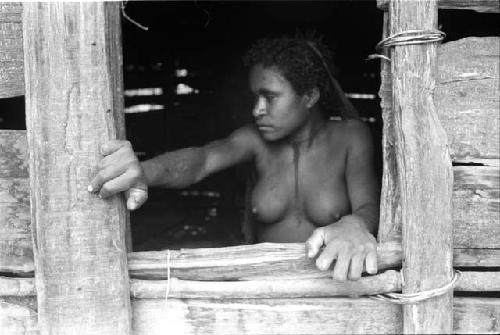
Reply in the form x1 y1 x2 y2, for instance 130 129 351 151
0 3 24 99
1 243 500 280
1 295 498 334
377 0 499 13
3 270 499 298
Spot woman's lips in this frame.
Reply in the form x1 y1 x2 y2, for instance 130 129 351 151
257 124 273 131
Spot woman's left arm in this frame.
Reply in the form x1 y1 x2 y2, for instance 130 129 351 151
306 120 380 281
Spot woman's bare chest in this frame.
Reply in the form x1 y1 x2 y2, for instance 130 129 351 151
251 143 351 227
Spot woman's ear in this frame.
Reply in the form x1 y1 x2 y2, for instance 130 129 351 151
305 87 320 109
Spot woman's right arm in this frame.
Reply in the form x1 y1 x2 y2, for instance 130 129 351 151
88 126 258 210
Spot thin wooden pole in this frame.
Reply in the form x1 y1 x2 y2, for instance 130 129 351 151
389 0 454 333
22 3 131 334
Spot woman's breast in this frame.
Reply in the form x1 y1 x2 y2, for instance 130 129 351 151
251 176 351 227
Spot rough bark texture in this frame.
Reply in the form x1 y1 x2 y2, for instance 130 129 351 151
436 37 499 161
0 2 24 99
378 11 401 243
389 0 454 333
22 3 131 334
378 0 500 13
128 241 402 281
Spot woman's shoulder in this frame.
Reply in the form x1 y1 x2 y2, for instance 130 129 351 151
325 118 372 147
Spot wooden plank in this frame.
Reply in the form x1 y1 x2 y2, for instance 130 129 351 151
22 3 131 334
0 270 402 298
2 296 497 335
377 0 500 13
4 270 499 298
1 242 499 278
454 248 500 267
453 161 500 248
436 37 500 161
133 297 403 335
0 3 24 99
0 130 32 272
389 0 454 333
455 271 500 291
128 241 403 281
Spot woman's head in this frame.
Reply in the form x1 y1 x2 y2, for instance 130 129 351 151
243 35 336 115
243 35 336 142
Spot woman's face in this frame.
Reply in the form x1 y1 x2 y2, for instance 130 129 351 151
249 64 311 142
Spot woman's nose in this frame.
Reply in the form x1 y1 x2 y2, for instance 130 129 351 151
252 97 267 118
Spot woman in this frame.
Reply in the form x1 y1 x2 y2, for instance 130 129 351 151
89 36 380 281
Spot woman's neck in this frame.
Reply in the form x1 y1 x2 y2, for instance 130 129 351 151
287 110 327 149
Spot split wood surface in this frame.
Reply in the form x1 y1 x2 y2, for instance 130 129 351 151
1 296 498 334
390 0 454 333
22 3 131 334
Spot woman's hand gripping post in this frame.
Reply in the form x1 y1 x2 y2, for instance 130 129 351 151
88 140 148 211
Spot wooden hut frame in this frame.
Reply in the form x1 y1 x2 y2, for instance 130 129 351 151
0 1 498 334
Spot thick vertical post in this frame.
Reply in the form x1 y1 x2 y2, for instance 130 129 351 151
22 3 132 334
389 0 454 333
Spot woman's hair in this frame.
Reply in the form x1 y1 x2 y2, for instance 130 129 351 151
243 34 337 115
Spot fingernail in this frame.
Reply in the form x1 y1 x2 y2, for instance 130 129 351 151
87 185 93 192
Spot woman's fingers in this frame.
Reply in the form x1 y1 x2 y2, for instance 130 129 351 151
98 168 141 198
100 140 130 156
305 227 326 259
315 242 339 271
89 164 127 194
365 247 378 274
348 251 365 281
332 248 352 281
126 186 148 211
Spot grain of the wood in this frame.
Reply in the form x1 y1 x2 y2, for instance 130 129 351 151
0 293 498 334
3 270 499 298
377 0 500 13
454 248 500 267
378 11 402 244
1 243 499 277
128 241 403 280
390 1 454 333
455 271 500 291
436 37 500 161
0 270 403 298
0 131 32 275
0 3 24 99
133 297 403 335
453 161 500 248
0 297 38 335
132 297 499 335
22 3 131 334
131 270 401 299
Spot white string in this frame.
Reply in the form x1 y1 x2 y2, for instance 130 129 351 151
368 29 446 63
371 270 461 305
165 249 171 303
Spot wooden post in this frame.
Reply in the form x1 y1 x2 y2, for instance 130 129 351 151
22 3 132 334
389 0 454 333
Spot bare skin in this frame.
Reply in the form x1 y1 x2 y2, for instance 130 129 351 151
89 64 380 281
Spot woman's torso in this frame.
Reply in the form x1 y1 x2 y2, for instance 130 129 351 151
250 121 352 242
